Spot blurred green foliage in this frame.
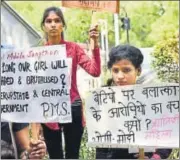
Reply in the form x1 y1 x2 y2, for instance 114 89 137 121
80 127 96 160
151 33 179 82
8 1 179 48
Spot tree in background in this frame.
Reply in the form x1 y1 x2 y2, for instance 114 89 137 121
150 6 179 160
148 1 179 43
120 1 179 47
151 33 179 83
120 1 162 47
8 1 179 48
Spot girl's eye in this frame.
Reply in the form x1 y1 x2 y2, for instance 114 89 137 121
112 68 119 73
122 68 131 73
45 20 51 23
45 19 61 23
55 19 61 23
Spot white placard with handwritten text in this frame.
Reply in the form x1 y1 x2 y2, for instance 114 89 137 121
86 84 179 148
1 45 72 123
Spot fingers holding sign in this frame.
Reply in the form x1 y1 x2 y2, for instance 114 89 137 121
29 139 47 159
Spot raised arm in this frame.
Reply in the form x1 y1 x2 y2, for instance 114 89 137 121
77 24 101 77
77 45 101 77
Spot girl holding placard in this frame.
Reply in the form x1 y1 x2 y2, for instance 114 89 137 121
96 44 172 159
38 6 101 159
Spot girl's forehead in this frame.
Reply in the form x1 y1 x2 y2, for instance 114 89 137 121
112 59 134 67
46 11 60 18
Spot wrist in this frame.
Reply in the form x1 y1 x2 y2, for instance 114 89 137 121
94 44 99 49
94 42 99 49
94 39 99 48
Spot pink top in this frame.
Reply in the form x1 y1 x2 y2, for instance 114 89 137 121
45 40 101 130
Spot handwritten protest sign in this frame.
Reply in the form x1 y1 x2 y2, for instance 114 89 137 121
85 84 179 148
62 1 119 13
1 45 72 123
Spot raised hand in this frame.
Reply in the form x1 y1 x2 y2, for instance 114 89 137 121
89 24 99 49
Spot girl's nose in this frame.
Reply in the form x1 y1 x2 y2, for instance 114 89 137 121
117 71 125 79
51 21 56 27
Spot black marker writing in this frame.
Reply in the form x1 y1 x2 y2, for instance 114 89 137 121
26 75 58 85
1 104 28 113
42 88 69 97
117 129 135 144
2 62 16 73
90 107 102 122
60 74 66 87
166 101 179 113
146 119 152 130
142 86 179 98
33 90 38 98
1 76 14 86
1 91 29 100
18 62 32 72
42 102 68 117
93 130 112 143
51 60 68 69
93 88 115 106
124 116 141 132
18 76 22 85
151 103 162 114
121 89 135 101
34 61 48 73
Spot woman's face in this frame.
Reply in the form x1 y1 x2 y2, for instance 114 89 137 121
43 11 63 38
111 59 140 86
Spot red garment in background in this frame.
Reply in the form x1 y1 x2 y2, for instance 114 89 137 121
45 40 101 130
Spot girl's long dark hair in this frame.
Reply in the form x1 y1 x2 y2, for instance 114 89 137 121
41 6 66 40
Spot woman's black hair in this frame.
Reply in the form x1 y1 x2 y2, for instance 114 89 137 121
41 6 66 39
107 44 144 69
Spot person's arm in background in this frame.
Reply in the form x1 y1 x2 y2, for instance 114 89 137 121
77 24 101 77
13 123 46 159
13 123 30 156
31 123 43 140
